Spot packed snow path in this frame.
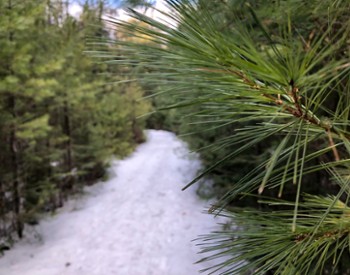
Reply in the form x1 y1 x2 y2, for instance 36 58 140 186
0 130 221 275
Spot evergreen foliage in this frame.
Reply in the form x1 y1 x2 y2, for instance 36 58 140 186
0 0 150 247
102 0 350 273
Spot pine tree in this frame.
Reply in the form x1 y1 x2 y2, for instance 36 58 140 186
0 0 62 238
103 0 350 273
0 0 151 245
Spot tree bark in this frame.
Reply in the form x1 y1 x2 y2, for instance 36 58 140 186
61 99 74 201
7 0 24 239
63 100 73 173
8 96 23 239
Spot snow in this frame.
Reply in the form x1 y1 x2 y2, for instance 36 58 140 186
0 130 222 275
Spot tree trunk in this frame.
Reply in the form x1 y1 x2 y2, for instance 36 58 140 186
63 100 73 173
0 179 5 238
7 0 23 239
61 99 74 202
8 96 23 239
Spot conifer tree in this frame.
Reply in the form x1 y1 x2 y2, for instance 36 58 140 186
104 0 350 273
0 0 151 245
0 0 61 238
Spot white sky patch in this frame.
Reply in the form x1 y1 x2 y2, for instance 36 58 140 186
68 2 83 18
66 1 174 27
115 0 175 27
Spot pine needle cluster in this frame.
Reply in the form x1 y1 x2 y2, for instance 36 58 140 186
95 0 350 273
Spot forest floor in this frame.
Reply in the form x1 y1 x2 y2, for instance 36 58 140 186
0 130 223 275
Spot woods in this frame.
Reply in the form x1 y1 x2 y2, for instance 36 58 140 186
1 0 350 274
0 0 150 246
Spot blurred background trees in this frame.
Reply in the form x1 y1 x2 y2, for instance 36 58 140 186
0 0 150 248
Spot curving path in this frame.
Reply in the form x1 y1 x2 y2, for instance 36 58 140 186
0 130 220 275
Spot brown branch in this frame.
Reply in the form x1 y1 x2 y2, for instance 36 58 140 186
327 128 341 162
197 67 349 144
305 29 316 51
290 85 303 116
294 228 349 243
334 62 350 71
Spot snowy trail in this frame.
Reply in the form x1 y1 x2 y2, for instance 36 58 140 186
0 130 220 275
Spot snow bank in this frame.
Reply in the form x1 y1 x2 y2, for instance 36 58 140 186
0 130 221 275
